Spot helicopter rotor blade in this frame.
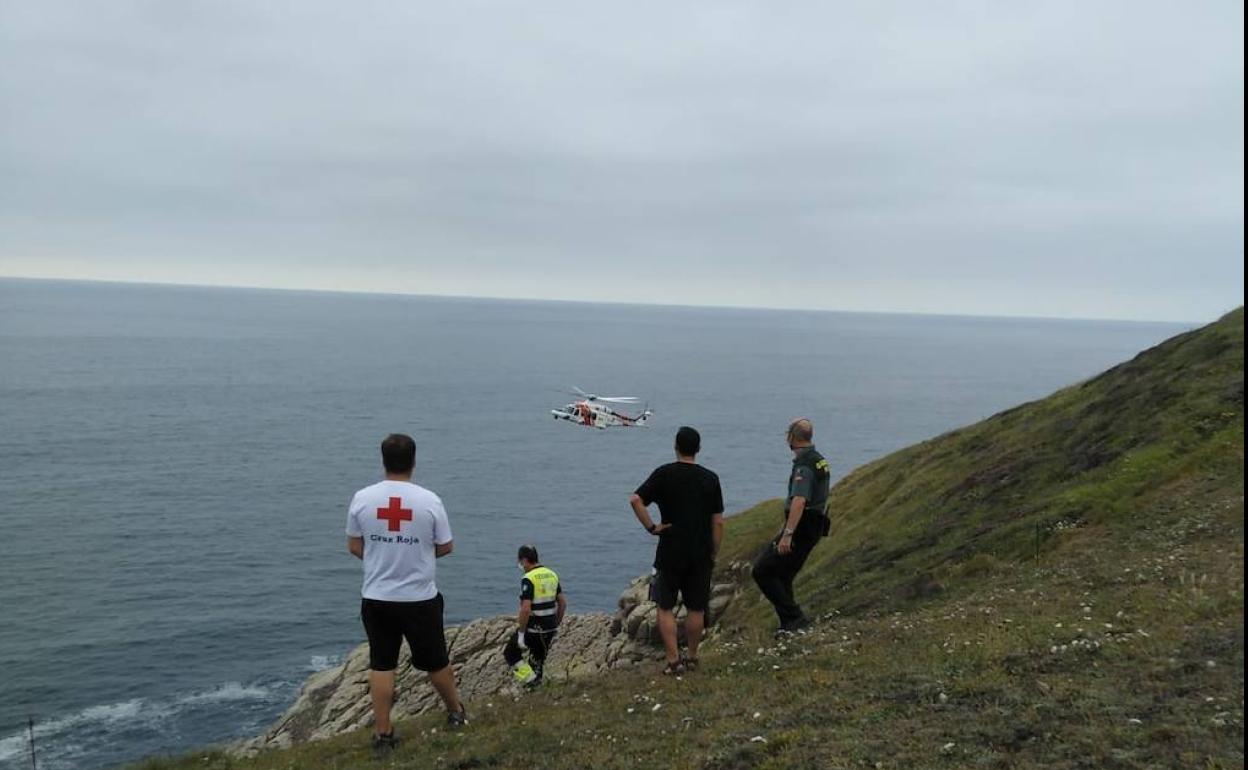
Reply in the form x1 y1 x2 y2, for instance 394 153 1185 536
561 387 641 404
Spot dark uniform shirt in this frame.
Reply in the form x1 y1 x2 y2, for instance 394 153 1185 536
785 446 831 541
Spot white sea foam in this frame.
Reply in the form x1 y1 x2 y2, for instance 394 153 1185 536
177 682 273 705
308 654 343 672
0 732 30 765
0 682 277 768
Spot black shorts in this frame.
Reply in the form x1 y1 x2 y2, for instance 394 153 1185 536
360 594 450 673
649 561 713 612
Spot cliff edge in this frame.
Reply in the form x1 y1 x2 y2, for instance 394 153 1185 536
236 574 740 754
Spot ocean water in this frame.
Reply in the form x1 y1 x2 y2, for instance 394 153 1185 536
0 278 1191 769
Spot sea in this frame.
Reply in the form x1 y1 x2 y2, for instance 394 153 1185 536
0 278 1192 769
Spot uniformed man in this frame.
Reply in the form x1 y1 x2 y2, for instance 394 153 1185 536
502 544 566 687
751 418 831 636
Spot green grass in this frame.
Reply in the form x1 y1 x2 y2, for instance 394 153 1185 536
134 309 1245 770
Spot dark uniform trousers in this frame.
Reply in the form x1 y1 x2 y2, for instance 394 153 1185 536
503 629 556 677
752 533 819 627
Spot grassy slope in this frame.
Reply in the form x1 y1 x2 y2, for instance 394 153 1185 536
138 310 1244 770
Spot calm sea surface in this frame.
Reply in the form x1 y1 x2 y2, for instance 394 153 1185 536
0 278 1191 768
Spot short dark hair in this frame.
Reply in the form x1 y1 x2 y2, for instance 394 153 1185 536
675 426 701 456
380 433 416 474
518 544 540 563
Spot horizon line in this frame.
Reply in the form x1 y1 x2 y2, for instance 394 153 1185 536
0 272 1212 326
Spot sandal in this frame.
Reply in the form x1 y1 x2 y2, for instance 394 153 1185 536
661 660 686 676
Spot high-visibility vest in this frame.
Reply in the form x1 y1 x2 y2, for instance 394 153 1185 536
524 565 560 620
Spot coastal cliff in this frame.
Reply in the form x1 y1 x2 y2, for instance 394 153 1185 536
236 573 740 753
139 308 1244 770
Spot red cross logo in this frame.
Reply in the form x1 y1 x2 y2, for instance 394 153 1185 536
376 496 412 532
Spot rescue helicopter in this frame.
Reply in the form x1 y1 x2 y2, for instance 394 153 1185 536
551 387 653 429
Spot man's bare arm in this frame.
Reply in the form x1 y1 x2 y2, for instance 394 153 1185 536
435 540 454 558
347 536 364 560
556 592 567 626
778 498 805 555
711 513 724 559
785 498 806 532
629 494 671 534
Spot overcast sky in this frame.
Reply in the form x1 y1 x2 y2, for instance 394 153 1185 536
0 2 1242 322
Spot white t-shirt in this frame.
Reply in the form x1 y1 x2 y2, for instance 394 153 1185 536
346 479 452 602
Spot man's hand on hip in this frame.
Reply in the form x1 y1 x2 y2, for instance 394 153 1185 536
777 533 793 555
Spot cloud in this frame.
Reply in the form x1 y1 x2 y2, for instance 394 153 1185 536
0 0 1242 321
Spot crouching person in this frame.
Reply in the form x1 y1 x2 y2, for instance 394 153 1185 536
503 544 566 687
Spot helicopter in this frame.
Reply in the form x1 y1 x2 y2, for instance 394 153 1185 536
551 387 653 429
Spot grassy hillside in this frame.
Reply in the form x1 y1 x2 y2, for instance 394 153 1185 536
138 309 1244 770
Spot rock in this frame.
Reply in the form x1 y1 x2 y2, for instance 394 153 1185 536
235 571 737 756
610 574 738 646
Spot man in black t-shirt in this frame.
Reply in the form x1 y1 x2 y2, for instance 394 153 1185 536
629 426 724 674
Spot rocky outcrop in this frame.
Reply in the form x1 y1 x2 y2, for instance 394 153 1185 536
236 572 741 754
611 573 738 643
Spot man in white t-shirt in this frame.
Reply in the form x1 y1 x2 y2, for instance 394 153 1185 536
346 433 467 756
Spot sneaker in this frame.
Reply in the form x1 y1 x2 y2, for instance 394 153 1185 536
776 616 812 638
661 660 686 676
523 674 544 690
371 730 399 759
446 708 469 730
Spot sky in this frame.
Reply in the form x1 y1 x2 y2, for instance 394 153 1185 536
0 1 1242 322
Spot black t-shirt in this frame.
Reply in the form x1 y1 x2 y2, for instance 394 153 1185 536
635 462 724 571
